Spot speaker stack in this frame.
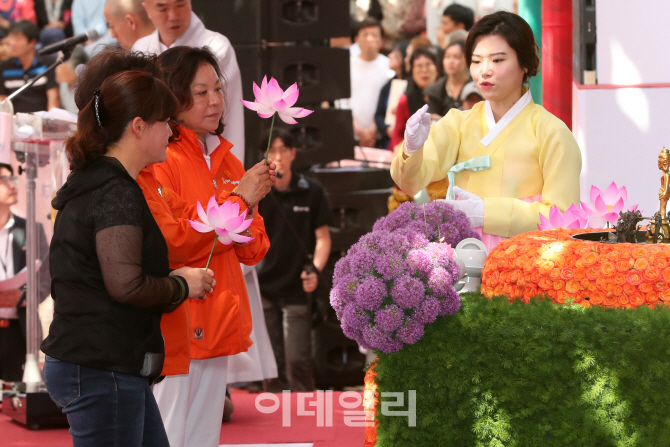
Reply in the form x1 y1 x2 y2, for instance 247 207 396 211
192 0 396 388
192 0 354 169
573 0 597 84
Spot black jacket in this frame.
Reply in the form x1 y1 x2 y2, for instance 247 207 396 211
42 157 177 378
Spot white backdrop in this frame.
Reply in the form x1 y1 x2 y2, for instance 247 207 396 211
595 0 670 86
573 0 670 217
572 83 670 217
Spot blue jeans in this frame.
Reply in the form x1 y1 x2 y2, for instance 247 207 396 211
43 356 169 447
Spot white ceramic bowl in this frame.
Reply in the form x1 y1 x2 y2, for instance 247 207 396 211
465 265 483 277
455 238 488 253
454 248 487 267
451 257 466 280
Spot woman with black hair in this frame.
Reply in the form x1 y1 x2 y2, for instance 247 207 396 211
42 69 215 446
154 46 274 447
424 39 482 118
391 11 581 251
389 46 440 151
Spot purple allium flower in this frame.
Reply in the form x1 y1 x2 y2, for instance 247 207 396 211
427 267 454 297
335 274 358 303
396 318 425 344
407 249 434 276
439 287 462 316
348 249 375 276
379 337 404 354
438 222 461 247
414 297 440 324
330 288 345 313
357 232 384 253
374 304 404 331
391 275 425 309
445 257 463 283
374 252 408 281
363 325 392 350
425 243 451 268
386 229 428 252
355 276 386 310
333 256 352 279
342 303 371 330
342 323 363 342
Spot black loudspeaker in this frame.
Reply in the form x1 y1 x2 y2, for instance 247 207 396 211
191 0 350 44
234 45 353 168
236 45 351 105
312 318 366 389
268 46 351 105
312 253 366 389
307 167 395 193
328 189 393 252
573 0 597 84
268 109 356 169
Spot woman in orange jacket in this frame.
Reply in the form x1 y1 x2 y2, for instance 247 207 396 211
154 46 275 447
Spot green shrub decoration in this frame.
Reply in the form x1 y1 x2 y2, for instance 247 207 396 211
373 293 670 446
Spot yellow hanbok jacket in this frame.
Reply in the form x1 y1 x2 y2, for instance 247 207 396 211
391 100 582 238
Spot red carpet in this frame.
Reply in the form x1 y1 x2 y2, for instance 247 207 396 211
0 391 365 447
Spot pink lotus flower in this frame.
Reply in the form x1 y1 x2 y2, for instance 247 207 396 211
189 196 253 246
240 76 313 125
538 204 584 230
580 182 638 228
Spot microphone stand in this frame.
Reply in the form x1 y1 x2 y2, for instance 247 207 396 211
7 49 72 104
1 48 72 430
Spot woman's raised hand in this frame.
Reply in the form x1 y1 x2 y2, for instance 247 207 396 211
234 160 277 208
171 267 215 298
404 104 431 154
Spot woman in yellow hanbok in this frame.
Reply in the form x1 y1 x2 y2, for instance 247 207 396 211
391 11 582 251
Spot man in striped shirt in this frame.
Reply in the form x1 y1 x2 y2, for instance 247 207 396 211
0 20 59 113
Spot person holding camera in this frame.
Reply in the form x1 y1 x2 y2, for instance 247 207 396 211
256 128 332 393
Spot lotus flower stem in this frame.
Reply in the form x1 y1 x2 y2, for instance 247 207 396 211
205 234 219 270
264 114 276 166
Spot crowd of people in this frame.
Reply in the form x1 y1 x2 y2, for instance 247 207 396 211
338 1 486 152
0 1 584 446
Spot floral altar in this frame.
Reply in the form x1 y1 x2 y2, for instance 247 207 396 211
481 228 670 307
338 180 670 446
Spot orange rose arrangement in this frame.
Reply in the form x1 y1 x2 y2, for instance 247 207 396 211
481 228 670 308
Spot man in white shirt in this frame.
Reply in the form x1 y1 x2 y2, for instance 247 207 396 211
343 18 393 148
104 0 155 51
0 163 49 384
132 0 245 163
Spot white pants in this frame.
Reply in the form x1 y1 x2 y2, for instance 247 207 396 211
227 265 278 383
153 356 229 447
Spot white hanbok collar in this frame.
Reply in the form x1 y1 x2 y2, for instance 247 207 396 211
481 90 532 147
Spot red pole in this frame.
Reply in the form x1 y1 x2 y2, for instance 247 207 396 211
541 0 572 129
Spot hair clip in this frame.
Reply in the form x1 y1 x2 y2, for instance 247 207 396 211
93 88 103 128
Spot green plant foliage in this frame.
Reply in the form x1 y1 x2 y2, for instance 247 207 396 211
373 293 670 446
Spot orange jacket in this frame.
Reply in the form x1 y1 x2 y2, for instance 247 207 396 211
154 126 270 359
136 166 245 375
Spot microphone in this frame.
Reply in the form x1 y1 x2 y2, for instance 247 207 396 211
38 29 100 56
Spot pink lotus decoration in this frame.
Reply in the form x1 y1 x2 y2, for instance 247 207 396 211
189 196 253 268
537 182 640 231
581 182 638 228
537 204 585 230
241 76 313 124
241 76 314 165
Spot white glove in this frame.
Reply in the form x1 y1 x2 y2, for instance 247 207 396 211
441 186 485 228
403 104 431 154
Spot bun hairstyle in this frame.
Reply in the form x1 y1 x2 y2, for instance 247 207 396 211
157 46 227 140
465 11 540 84
66 70 177 172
